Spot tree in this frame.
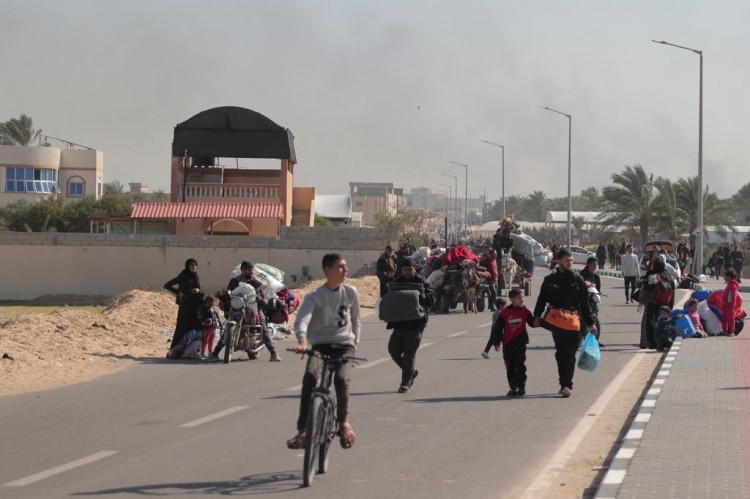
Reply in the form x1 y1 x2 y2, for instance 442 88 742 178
525 191 550 222
571 216 587 245
599 164 656 246
104 180 125 195
674 176 734 251
314 214 333 227
732 182 750 223
0 114 42 146
652 177 685 241
579 187 603 211
373 208 437 245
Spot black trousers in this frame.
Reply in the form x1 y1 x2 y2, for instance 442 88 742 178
552 332 582 389
388 328 423 385
640 304 660 349
503 339 527 389
487 283 498 309
624 276 637 300
297 344 354 432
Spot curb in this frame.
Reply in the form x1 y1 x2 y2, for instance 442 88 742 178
594 341 679 498
594 290 691 498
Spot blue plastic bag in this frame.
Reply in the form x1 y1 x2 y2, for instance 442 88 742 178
577 332 601 372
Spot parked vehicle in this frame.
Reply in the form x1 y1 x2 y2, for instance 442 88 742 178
563 245 597 265
220 283 268 364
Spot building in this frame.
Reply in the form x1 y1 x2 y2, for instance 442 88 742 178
349 182 405 226
315 194 353 226
0 144 104 206
129 182 148 194
129 107 315 236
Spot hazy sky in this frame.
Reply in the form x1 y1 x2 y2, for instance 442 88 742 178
2 0 749 201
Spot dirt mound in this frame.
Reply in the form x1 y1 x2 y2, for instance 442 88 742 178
1 278 381 397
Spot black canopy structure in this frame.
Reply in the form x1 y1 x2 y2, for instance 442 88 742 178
172 106 296 165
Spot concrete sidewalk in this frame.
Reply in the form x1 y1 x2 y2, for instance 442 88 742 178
596 331 750 497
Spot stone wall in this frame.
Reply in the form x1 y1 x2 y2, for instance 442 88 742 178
0 226 396 300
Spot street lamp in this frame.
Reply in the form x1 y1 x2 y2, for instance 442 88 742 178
652 39 704 274
439 182 453 241
450 161 468 239
442 173 458 243
436 189 449 244
480 140 505 219
540 106 572 249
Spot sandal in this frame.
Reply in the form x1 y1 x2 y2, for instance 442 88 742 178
286 432 306 450
339 423 356 449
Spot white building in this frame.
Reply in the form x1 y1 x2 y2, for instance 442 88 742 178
0 145 104 206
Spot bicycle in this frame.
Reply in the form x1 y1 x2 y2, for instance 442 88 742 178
287 347 367 487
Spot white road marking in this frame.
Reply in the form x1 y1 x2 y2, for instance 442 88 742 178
520 352 645 498
653 378 666 385
4 451 118 487
447 330 468 338
418 342 435 350
476 322 492 328
615 447 636 459
635 413 651 423
356 357 390 369
602 469 627 484
179 406 249 427
647 388 661 396
642 399 656 408
285 384 302 391
625 429 644 440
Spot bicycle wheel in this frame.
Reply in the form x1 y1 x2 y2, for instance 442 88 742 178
303 396 324 487
318 392 336 474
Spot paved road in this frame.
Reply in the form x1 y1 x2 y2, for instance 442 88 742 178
1 274 653 498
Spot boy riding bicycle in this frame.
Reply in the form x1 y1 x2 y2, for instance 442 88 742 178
287 254 361 450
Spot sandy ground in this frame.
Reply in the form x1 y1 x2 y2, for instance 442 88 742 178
0 277 380 397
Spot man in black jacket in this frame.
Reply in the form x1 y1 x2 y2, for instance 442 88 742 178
579 257 601 293
533 249 594 398
730 245 744 280
386 257 436 393
376 246 396 298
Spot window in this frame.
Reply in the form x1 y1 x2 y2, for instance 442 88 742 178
68 178 85 196
4 167 59 193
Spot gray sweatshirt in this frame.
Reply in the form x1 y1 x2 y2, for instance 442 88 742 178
293 283 361 347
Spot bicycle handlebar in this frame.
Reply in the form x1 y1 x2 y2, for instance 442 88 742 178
285 348 367 363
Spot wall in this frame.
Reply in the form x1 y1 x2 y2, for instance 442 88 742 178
0 226 396 299
59 149 104 200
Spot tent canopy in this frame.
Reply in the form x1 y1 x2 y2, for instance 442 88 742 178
172 106 296 164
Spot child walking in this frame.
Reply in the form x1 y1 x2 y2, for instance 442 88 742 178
201 295 221 357
481 298 507 359
722 269 740 336
491 289 534 397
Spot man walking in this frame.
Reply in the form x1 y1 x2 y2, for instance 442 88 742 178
730 245 744 280
533 249 594 398
376 245 396 298
385 258 435 393
480 247 499 311
621 244 640 304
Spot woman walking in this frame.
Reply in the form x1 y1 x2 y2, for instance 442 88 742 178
164 258 203 349
637 258 674 349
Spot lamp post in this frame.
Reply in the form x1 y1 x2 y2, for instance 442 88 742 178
450 161 468 239
439 182 453 241
541 106 572 249
480 140 505 218
436 189 449 244
442 173 458 243
652 40 704 274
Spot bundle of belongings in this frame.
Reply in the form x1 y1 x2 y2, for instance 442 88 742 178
670 288 747 336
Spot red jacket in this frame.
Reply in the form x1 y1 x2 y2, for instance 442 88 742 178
493 305 534 345
480 256 498 284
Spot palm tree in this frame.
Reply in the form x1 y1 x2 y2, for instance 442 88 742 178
732 182 750 223
674 176 734 250
652 177 687 241
0 114 42 146
571 215 587 245
526 190 550 222
599 164 656 246
579 186 604 211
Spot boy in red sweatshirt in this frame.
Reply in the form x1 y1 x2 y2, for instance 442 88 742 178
492 288 536 397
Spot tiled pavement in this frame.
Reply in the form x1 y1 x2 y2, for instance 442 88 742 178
596 332 750 498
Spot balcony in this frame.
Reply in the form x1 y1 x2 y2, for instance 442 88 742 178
180 182 279 201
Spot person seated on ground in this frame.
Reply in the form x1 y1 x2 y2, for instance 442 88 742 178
655 305 677 351
686 298 707 338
